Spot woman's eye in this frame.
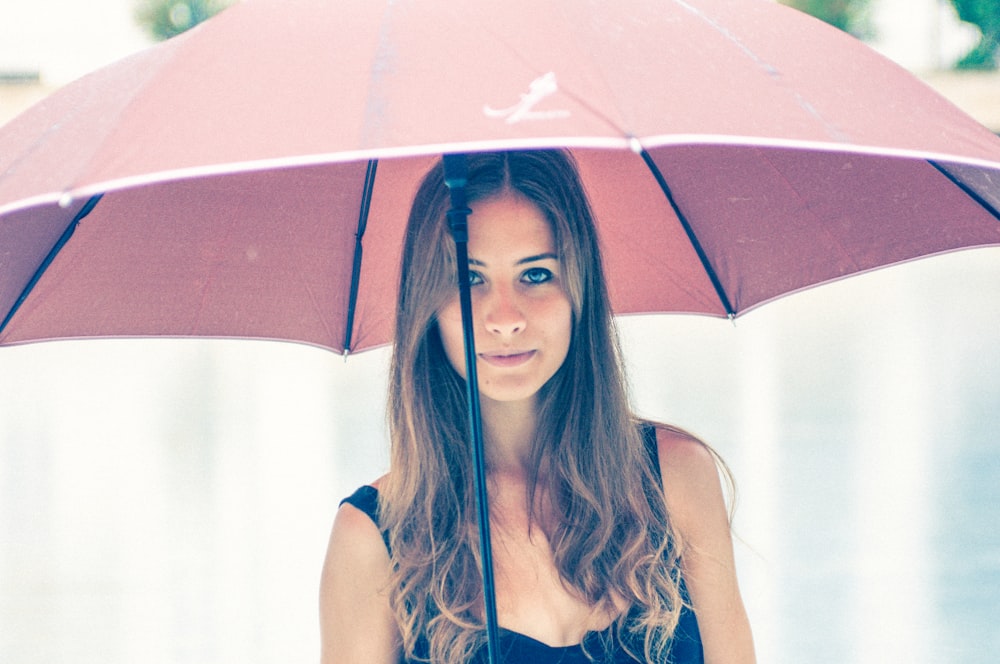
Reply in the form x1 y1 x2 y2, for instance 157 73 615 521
521 267 553 284
467 269 484 286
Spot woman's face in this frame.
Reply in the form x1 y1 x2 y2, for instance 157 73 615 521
436 193 573 406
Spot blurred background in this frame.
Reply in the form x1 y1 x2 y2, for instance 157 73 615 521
1 1 998 663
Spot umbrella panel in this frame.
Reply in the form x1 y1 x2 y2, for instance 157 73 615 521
648 146 1000 314
1 165 369 350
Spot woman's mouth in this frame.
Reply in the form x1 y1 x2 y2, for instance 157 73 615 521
479 350 535 367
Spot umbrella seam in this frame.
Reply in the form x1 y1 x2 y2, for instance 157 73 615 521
670 0 850 143
638 149 736 317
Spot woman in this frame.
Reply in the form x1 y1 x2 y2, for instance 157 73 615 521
320 150 755 663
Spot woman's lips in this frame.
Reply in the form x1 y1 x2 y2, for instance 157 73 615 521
479 350 535 367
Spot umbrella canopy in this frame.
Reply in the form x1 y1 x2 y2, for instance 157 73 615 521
1 0 999 352
3 2 1000 660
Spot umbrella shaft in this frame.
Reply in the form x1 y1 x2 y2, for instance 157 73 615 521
444 154 502 664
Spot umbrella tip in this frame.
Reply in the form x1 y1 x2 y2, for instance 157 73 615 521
58 192 74 209
628 136 643 154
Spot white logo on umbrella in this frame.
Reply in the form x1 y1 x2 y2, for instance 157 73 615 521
484 72 571 124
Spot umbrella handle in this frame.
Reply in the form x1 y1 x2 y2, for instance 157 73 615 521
443 153 502 664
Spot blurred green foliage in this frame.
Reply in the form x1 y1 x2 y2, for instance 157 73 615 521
949 0 999 69
779 0 873 39
134 0 235 41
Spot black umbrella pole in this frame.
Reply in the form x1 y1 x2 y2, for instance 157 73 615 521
443 154 502 664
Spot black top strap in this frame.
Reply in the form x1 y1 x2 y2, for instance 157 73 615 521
639 421 662 483
340 484 390 551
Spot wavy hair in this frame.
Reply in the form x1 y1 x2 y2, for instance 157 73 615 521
381 150 688 662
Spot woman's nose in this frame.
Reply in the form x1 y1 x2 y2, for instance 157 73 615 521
481 286 525 336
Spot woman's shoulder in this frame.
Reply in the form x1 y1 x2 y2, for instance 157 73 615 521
650 423 717 476
644 425 755 661
646 422 728 532
321 474 401 663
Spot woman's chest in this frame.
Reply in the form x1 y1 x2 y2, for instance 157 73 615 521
489 515 617 647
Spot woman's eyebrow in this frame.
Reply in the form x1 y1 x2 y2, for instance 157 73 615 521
516 253 559 265
467 253 559 267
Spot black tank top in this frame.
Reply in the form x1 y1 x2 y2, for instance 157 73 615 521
340 424 704 663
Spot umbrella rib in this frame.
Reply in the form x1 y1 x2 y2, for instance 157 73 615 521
928 160 1000 222
637 150 736 317
0 194 103 337
343 160 378 354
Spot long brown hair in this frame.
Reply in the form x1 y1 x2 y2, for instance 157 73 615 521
381 150 687 662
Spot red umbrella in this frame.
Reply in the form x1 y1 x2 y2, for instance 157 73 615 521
2 0 1000 657
2 0 999 352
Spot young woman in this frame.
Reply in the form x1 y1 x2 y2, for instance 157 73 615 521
320 150 755 663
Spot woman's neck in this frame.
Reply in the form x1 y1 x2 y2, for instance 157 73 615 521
480 396 540 477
